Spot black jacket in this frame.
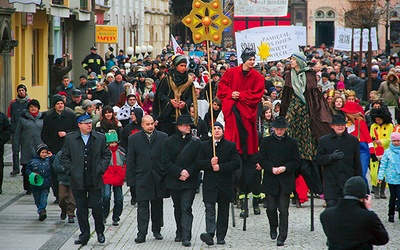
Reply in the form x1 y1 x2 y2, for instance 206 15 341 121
196 137 240 203
320 199 388 250
316 130 362 200
60 130 111 190
162 132 201 190
41 109 77 154
258 133 300 196
0 112 12 156
126 130 168 200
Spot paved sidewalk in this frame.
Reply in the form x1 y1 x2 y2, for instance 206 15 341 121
1 143 399 249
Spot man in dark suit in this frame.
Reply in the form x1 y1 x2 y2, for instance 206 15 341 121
126 115 168 243
316 114 362 208
320 176 389 249
258 116 300 247
197 122 240 246
61 114 111 246
162 114 201 247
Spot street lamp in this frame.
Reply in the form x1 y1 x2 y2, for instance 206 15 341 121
385 0 391 55
140 45 147 58
147 45 154 57
135 46 142 59
126 46 134 59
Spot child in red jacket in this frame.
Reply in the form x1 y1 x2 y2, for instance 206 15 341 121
102 130 126 226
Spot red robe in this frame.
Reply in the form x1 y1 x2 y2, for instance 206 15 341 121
217 65 264 155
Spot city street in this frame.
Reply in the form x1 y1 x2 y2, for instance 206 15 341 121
0 144 397 250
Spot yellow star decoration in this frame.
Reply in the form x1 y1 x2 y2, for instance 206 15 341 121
258 41 271 61
182 0 232 45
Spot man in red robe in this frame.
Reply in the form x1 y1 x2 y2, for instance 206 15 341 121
217 48 264 218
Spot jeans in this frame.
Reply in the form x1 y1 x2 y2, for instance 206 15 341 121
102 184 123 222
32 187 50 214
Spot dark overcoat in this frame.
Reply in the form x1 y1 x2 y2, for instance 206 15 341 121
162 132 201 190
60 130 111 190
126 130 168 200
320 199 388 249
316 130 362 200
259 134 300 196
196 137 240 203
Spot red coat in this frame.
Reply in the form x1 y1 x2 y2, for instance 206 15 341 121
217 65 264 155
103 146 126 186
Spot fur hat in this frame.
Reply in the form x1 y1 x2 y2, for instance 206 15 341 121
343 176 367 199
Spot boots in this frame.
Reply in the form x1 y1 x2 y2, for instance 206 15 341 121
239 195 248 218
253 197 260 215
10 153 20 176
374 183 380 199
380 181 386 199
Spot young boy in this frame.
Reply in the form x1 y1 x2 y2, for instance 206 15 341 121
102 130 126 226
26 143 54 221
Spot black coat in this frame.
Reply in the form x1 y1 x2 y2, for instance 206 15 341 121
162 132 201 190
41 109 77 154
320 199 389 249
60 130 111 190
196 137 240 203
0 112 12 157
316 130 362 200
258 134 300 196
126 130 168 200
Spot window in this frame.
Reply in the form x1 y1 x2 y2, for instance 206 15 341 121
52 0 64 5
315 10 324 18
326 10 335 18
32 29 40 86
80 0 89 10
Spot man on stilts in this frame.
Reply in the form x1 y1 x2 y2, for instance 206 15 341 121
217 48 264 221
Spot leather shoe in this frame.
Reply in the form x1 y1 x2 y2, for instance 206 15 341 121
182 240 191 247
217 238 226 245
74 238 88 245
135 235 146 243
60 209 67 220
270 230 278 240
97 233 105 243
174 235 182 242
200 233 214 246
153 232 163 240
277 240 285 246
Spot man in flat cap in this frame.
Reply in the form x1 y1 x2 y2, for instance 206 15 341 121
154 55 197 136
216 47 264 218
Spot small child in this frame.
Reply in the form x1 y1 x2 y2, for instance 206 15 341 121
102 130 126 226
378 132 400 223
25 143 54 221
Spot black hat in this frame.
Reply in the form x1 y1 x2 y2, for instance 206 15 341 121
330 114 347 125
90 46 97 51
17 84 27 91
72 89 82 97
55 58 63 64
241 48 256 63
79 74 87 80
321 72 330 78
28 99 40 110
343 176 367 199
174 114 193 125
214 121 224 131
270 116 289 128
36 143 48 155
52 94 64 106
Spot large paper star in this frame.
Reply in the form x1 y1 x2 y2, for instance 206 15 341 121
258 41 271 61
182 0 232 45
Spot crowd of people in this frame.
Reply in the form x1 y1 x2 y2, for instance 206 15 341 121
2 42 400 248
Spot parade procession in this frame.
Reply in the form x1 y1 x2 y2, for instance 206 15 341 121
1 0 400 249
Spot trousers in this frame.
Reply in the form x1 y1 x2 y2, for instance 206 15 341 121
169 188 196 241
137 198 164 236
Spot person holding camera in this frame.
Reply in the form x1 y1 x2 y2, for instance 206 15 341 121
316 114 363 208
51 53 73 95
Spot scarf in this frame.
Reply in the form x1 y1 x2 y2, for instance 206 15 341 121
390 143 400 174
30 111 39 117
290 67 309 104
100 118 119 132
171 69 189 86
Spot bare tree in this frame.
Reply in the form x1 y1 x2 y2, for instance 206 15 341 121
338 0 390 97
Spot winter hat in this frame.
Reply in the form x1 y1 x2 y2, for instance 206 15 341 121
55 58 63 64
241 48 256 63
341 101 359 114
343 176 367 199
347 74 357 83
79 74 87 80
17 84 27 92
391 132 400 141
106 72 114 78
269 66 278 73
36 143 49 155
105 130 118 144
82 99 94 110
214 121 224 131
148 92 155 99
172 55 188 67
28 99 40 110
102 105 114 116
52 94 64 106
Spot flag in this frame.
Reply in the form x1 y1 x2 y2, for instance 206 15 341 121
171 35 185 55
